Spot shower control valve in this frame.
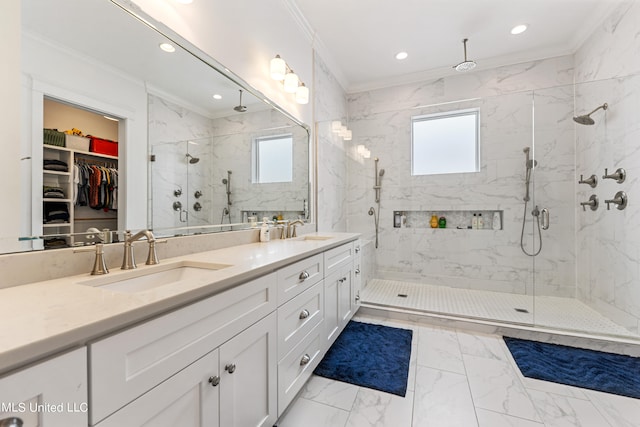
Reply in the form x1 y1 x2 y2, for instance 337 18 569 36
605 191 627 210
578 174 598 188
602 168 626 184
580 195 599 211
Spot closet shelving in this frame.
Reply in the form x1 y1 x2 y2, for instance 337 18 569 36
42 144 118 248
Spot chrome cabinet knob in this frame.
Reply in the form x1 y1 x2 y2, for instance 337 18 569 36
208 376 220 387
300 354 311 366
355 246 360 253
225 363 236 374
299 270 310 281
355 268 361 275
299 309 310 319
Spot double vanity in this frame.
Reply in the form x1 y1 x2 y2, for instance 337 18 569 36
0 232 361 426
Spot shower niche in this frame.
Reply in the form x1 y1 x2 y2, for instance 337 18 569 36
392 210 503 230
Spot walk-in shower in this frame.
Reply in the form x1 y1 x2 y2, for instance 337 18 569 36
573 102 608 125
369 158 384 248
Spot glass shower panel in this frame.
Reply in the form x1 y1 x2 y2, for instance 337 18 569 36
532 74 640 340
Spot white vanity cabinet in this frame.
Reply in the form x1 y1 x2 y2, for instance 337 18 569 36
89 273 277 426
95 313 277 427
0 348 87 427
323 242 356 347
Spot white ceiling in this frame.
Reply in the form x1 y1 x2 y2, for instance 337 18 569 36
292 0 625 93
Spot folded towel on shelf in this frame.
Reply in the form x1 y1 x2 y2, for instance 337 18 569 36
43 202 70 223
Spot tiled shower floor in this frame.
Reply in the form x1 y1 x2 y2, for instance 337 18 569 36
361 279 637 339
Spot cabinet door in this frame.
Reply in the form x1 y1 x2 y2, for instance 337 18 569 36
219 313 277 427
0 348 87 427
337 265 354 327
324 269 341 347
96 351 219 427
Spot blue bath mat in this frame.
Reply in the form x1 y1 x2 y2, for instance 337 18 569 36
504 337 640 399
314 321 413 396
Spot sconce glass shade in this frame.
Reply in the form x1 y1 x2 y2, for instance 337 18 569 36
270 56 286 81
344 130 352 141
295 84 309 104
283 72 299 93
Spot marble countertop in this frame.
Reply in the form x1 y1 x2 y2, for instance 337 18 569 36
0 232 359 374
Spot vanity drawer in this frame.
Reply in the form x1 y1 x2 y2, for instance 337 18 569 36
276 253 323 304
89 273 276 425
324 242 354 276
277 280 323 360
277 320 324 416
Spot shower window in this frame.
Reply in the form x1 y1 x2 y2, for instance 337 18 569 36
252 134 293 183
411 108 480 175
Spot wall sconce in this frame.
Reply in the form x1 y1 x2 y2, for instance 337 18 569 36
331 120 352 141
270 54 309 104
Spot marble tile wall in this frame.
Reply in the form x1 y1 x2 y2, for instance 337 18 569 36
344 60 576 296
572 2 640 334
149 95 309 233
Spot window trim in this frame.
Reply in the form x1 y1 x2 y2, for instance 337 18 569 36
410 108 480 176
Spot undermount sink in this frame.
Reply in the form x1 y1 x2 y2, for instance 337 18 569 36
296 235 334 241
77 260 232 293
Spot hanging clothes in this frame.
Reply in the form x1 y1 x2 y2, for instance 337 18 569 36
74 160 118 212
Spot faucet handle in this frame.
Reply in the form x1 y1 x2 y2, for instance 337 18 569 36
74 243 109 275
146 239 168 265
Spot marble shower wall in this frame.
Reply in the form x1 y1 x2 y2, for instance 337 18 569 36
149 94 309 232
572 1 640 334
345 56 576 296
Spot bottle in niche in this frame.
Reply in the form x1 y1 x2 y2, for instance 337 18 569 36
492 211 501 230
438 216 446 228
478 213 484 229
401 212 407 228
471 213 478 229
394 212 402 228
430 215 439 228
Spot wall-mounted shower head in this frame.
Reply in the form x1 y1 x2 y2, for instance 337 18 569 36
573 103 608 125
186 153 200 164
233 89 247 113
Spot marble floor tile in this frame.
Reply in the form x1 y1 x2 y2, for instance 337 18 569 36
416 326 465 374
456 330 509 361
413 366 478 427
476 408 544 427
277 397 349 427
584 389 640 427
527 389 612 427
301 375 360 411
345 389 414 427
463 354 541 422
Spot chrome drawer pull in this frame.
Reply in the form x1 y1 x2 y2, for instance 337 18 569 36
355 268 360 275
208 376 220 387
300 354 311 366
355 246 360 253
225 363 236 374
299 309 310 319
299 271 310 281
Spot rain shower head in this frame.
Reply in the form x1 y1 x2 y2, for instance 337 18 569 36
573 103 608 125
454 38 477 72
233 89 247 112
186 153 200 164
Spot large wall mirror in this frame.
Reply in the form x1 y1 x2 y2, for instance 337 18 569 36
15 0 310 253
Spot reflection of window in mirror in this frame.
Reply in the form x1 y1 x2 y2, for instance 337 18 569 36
253 134 293 183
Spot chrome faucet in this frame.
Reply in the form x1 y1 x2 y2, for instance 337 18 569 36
287 220 305 238
121 229 163 270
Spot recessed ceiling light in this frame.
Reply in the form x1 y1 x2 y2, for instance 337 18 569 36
511 24 528 35
159 43 176 53
212 94 222 100
395 51 408 60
